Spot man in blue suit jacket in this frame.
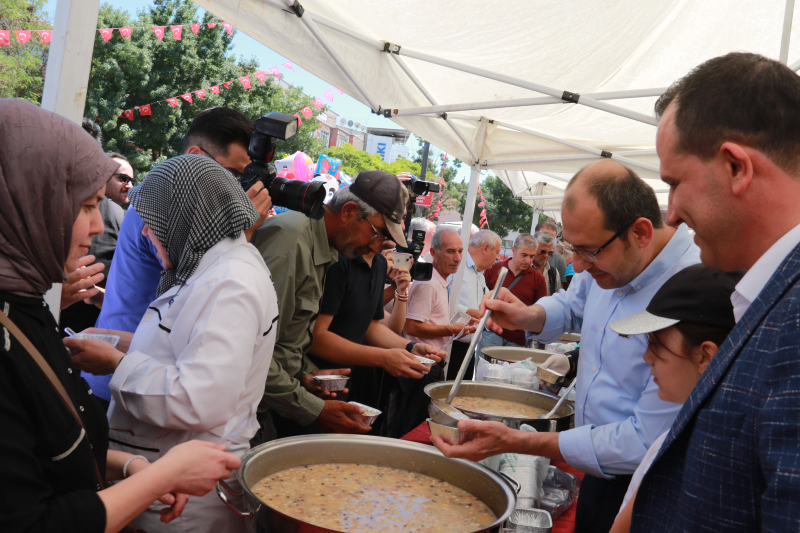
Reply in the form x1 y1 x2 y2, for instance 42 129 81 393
632 52 800 531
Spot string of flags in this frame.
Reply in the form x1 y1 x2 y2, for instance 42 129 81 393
427 152 490 228
0 21 243 46
478 188 489 228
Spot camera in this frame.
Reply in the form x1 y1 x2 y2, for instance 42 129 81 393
407 175 440 196
395 229 433 282
239 112 326 219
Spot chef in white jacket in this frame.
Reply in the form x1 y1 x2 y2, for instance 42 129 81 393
79 156 278 532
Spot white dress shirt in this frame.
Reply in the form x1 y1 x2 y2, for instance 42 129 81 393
108 236 278 458
731 222 800 322
449 251 488 343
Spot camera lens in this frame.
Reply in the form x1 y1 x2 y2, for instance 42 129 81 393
269 178 326 219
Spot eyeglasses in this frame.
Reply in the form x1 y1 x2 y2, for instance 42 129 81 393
199 147 243 179
564 223 631 263
647 333 683 359
112 172 136 186
537 249 554 257
365 216 390 242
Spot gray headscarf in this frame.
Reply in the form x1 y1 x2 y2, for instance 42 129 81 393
129 155 259 296
0 99 120 297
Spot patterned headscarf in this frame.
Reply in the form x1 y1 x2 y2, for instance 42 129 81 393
0 99 119 296
129 155 259 296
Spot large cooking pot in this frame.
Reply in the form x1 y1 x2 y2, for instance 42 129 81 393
216 434 518 532
480 346 554 365
425 380 574 432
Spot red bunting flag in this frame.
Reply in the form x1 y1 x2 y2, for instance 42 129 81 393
335 87 344 94
179 93 192 103
268 66 280 77
0 31 10 46
301 106 313 118
282 61 294 72
223 81 232 89
194 89 207 99
170 25 183 40
222 22 233 34
254 70 267 84
312 98 324 109
478 201 485 207
98 28 113 42
122 109 134 121
152 26 165 40
206 22 217 28
239 76 251 90
15 30 31 44
37 30 52 43
480 220 487 229
480 209 487 218
209 85 220 94
324 90 333 102
294 113 303 126
139 104 152 116
190 24 201 34
166 97 179 108
437 201 443 208
119 27 132 38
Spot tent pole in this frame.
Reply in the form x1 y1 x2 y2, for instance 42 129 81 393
391 88 668 117
283 0 380 112
394 47 658 126
390 54 479 163
484 151 656 166
779 0 796 64
492 119 659 174
790 57 800 71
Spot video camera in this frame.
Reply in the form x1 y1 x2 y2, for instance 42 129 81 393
239 112 326 219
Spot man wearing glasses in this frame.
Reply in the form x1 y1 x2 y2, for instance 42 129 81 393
532 230 562 296
432 159 700 533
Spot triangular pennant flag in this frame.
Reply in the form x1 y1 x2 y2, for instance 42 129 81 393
122 109 134 121
437 201 443 208
480 220 487 228
194 89 207 99
335 87 344 94
478 201 485 207
166 97 179 108
223 81 232 89
37 30 52 43
294 113 303 126
209 85 220 94
170 25 183 40
312 98 324 109
0 31 9 46
119 27 132 38
206 22 217 28
222 22 233 34
239 76 251 90
282 61 294 72
190 24 201 34
15 30 31 44
180 93 192 103
324 90 334 102
268 66 280 77
301 106 313 118
480 209 487 218
98 29 113 42
254 70 267 84
152 26 165 40
139 104 152 116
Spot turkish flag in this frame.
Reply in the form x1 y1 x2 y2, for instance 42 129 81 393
223 81 231 89
301 106 313 118
190 24 201 34
15 30 31 44
37 30 52 43
222 22 233 34
98 29 113 42
254 70 267 84
119 27 133 38
312 98 324 109
478 201 485 207
194 89 207 99
152 26 165 40
122 109 134 121
180 93 193 103
166 97 179 108
324 90 333 102
170 25 182 40
239 76 251 90
209 85 220 94
0 31 9 46
294 113 303 126
282 62 294 72
139 104 152 116
268 66 280 77
206 22 217 28
335 87 344 94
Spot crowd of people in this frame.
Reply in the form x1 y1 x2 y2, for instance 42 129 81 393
1 50 799 533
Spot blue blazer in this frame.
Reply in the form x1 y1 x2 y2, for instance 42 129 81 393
631 243 800 532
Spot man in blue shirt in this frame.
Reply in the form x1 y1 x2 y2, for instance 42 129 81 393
84 107 272 405
432 159 700 533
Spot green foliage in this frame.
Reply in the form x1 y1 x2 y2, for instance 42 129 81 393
83 0 324 175
476 175 534 238
324 142 422 177
0 0 50 103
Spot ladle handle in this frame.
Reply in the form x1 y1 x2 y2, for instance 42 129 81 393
445 267 509 404
542 377 578 419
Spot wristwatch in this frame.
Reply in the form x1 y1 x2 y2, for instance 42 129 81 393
405 341 417 353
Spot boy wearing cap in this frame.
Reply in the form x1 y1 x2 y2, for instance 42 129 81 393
608 264 744 533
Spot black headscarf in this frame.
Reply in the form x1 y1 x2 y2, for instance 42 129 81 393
128 155 259 296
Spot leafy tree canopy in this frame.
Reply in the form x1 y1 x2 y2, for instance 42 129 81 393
0 0 50 103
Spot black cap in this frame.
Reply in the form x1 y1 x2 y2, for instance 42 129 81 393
349 170 409 244
610 264 744 336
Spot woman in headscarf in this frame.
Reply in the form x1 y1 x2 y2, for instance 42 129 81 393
0 99 242 533
65 154 279 532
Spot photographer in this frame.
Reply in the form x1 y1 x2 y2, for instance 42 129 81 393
252 171 414 441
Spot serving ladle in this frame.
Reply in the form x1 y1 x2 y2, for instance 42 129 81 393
539 377 577 419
